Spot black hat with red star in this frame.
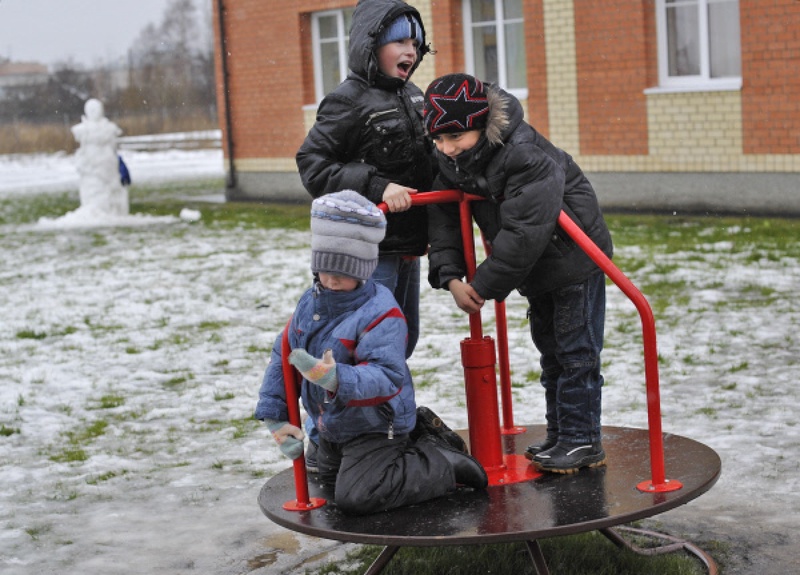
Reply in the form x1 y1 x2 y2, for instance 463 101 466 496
423 73 489 136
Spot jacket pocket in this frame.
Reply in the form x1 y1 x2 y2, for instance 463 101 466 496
364 108 413 168
541 226 575 259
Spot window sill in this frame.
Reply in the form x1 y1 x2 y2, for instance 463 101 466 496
644 79 742 95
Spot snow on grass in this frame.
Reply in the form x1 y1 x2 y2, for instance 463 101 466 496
0 168 798 573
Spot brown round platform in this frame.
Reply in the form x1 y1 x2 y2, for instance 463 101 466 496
258 425 720 546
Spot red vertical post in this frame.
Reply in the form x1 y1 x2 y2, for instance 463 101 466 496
457 197 505 471
281 322 326 510
479 233 525 435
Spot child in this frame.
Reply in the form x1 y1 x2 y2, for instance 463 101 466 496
296 0 435 473
296 0 434 360
255 190 487 516
422 74 614 474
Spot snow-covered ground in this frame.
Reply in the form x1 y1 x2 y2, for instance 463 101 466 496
0 149 798 574
0 146 224 197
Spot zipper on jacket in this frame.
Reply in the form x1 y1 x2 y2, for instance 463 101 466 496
366 108 400 125
379 403 395 439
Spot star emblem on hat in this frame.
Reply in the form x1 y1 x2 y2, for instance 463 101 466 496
425 79 489 133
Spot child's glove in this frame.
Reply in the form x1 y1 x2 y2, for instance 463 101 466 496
288 348 338 393
263 418 305 460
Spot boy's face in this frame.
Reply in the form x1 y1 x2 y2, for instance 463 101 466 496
377 38 418 81
431 130 482 158
319 272 360 292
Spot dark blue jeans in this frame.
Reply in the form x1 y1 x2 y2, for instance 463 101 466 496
526 272 606 444
372 255 420 359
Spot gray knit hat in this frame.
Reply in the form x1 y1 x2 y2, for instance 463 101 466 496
310 190 387 281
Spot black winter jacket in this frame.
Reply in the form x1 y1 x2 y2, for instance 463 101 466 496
296 0 434 256
428 86 613 300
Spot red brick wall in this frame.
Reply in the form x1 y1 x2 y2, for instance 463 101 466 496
214 0 355 160
741 0 800 154
430 0 465 73
214 0 800 163
524 0 549 136
574 0 651 155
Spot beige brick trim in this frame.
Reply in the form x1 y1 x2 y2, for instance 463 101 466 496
543 0 580 153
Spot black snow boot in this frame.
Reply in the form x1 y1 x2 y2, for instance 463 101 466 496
419 435 488 489
411 406 467 452
523 435 558 460
531 442 607 474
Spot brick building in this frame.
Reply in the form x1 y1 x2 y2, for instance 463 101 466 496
213 0 800 215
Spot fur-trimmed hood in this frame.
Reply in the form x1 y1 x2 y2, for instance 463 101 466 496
484 84 519 146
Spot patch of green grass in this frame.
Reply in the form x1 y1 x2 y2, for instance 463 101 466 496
1 423 21 436
16 329 47 340
128 185 311 231
0 192 78 225
163 373 194 388
213 390 235 401
729 361 748 373
86 470 127 485
198 320 229 330
49 418 110 463
694 406 717 418
89 394 126 410
197 417 260 439
311 531 707 575
24 524 52 542
50 447 89 463
522 369 540 384
65 420 108 444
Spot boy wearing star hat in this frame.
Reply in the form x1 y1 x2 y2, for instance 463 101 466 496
423 73 614 475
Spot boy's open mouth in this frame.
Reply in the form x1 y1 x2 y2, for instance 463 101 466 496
398 61 413 74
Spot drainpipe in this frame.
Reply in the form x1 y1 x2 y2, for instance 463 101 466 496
216 0 237 191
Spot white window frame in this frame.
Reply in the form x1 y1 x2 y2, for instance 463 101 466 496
650 0 741 94
311 9 352 103
462 0 528 100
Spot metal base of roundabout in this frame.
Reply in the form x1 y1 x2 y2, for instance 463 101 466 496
259 425 722 575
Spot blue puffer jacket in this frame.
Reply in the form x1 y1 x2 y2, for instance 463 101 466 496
255 278 415 444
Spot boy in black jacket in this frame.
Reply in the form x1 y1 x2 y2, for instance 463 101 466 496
296 0 434 360
423 73 613 474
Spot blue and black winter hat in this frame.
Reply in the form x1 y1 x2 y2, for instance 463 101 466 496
377 13 423 47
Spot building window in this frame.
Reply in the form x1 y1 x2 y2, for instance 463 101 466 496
462 0 527 99
654 0 741 91
311 9 354 102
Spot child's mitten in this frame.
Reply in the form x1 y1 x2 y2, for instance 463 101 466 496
263 418 305 460
288 348 338 392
